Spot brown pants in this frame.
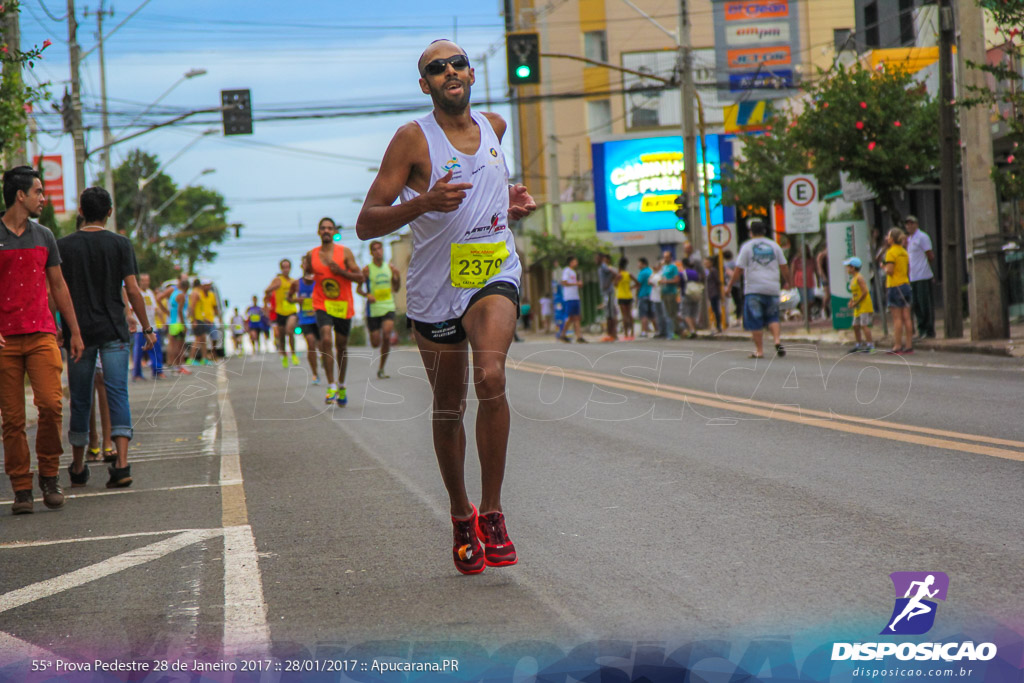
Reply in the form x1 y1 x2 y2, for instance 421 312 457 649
0 333 64 491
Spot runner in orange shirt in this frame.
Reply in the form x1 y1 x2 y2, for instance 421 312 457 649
308 217 363 406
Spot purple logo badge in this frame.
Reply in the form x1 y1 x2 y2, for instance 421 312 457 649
881 572 949 635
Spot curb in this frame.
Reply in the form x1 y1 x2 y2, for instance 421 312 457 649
707 331 1020 358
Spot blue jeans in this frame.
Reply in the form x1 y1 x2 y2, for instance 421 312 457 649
743 293 780 331
68 340 133 447
132 330 164 378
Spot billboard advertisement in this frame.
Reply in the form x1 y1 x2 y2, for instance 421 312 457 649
33 155 66 213
592 135 734 235
713 0 801 99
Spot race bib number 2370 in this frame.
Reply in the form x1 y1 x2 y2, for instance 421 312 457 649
451 242 510 288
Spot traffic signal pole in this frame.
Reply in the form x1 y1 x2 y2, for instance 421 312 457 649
678 0 704 260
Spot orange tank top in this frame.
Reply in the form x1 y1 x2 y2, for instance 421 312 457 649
310 245 355 319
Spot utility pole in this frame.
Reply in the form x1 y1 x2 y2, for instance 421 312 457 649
957 0 1007 339
87 0 117 230
938 0 962 339
1 4 28 166
539 16 562 236
678 0 704 258
67 0 86 199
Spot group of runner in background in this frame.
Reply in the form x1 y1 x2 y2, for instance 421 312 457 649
131 220 402 409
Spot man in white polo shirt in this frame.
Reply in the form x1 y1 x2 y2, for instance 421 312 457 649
904 215 936 339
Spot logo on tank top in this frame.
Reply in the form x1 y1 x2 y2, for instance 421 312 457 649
489 148 498 157
322 278 341 298
462 212 506 240
443 157 461 172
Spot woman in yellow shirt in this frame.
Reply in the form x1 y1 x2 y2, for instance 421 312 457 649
884 228 913 354
615 257 638 340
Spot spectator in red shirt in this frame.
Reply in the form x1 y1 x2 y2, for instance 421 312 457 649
0 166 84 514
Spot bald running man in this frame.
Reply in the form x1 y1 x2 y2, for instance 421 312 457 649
357 39 538 575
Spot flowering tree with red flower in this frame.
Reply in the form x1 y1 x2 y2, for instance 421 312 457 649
1 2 52 164
794 61 939 224
721 111 827 219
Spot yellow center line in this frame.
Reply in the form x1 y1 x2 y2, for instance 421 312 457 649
511 361 1024 463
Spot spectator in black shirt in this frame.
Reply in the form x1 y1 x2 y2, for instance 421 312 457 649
59 187 156 489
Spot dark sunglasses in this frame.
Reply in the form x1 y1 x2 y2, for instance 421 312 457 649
422 54 471 76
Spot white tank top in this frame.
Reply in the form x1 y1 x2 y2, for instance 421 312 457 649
399 110 521 323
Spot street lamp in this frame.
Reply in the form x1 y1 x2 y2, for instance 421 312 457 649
116 68 208 135
150 168 215 220
138 129 218 191
183 204 217 230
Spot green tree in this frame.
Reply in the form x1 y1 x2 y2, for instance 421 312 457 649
528 232 611 270
108 149 235 280
721 112 817 218
795 61 939 224
0 2 51 164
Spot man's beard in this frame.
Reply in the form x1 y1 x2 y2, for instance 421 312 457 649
430 79 471 115
28 206 43 219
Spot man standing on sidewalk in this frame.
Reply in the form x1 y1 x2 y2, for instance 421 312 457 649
0 166 84 514
660 250 681 338
904 216 936 339
59 187 156 489
726 220 793 359
597 252 619 341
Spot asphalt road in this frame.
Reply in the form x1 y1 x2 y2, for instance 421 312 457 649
0 338 1021 672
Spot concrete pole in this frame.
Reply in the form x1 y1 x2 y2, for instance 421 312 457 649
956 0 1007 339
67 0 86 199
938 0 963 338
539 17 562 237
95 1 117 230
678 0 703 259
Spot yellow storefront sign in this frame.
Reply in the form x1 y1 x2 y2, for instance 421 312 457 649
640 194 681 213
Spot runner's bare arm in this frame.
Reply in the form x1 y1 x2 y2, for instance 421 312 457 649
321 247 363 282
287 279 299 304
356 123 473 240
390 264 401 291
357 266 371 297
343 248 365 283
264 277 281 300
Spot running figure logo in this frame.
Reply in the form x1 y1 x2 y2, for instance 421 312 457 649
443 157 461 172
881 571 949 635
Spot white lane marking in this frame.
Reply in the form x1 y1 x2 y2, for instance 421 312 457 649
217 365 270 658
221 525 271 658
0 630 58 661
0 528 219 549
0 530 220 614
0 483 226 506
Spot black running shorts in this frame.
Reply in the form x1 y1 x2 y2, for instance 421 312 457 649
408 281 519 345
315 310 352 336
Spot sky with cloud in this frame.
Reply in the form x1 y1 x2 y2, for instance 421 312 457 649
19 0 514 313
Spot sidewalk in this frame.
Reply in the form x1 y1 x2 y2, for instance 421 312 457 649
522 315 1024 358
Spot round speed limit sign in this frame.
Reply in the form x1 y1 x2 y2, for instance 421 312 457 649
709 224 732 249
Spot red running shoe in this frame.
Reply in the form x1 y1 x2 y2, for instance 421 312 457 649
476 510 518 567
452 505 485 575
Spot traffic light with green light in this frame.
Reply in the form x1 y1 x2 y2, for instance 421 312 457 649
507 32 541 85
674 194 689 231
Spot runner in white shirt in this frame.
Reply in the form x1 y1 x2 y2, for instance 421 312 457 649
356 40 538 576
